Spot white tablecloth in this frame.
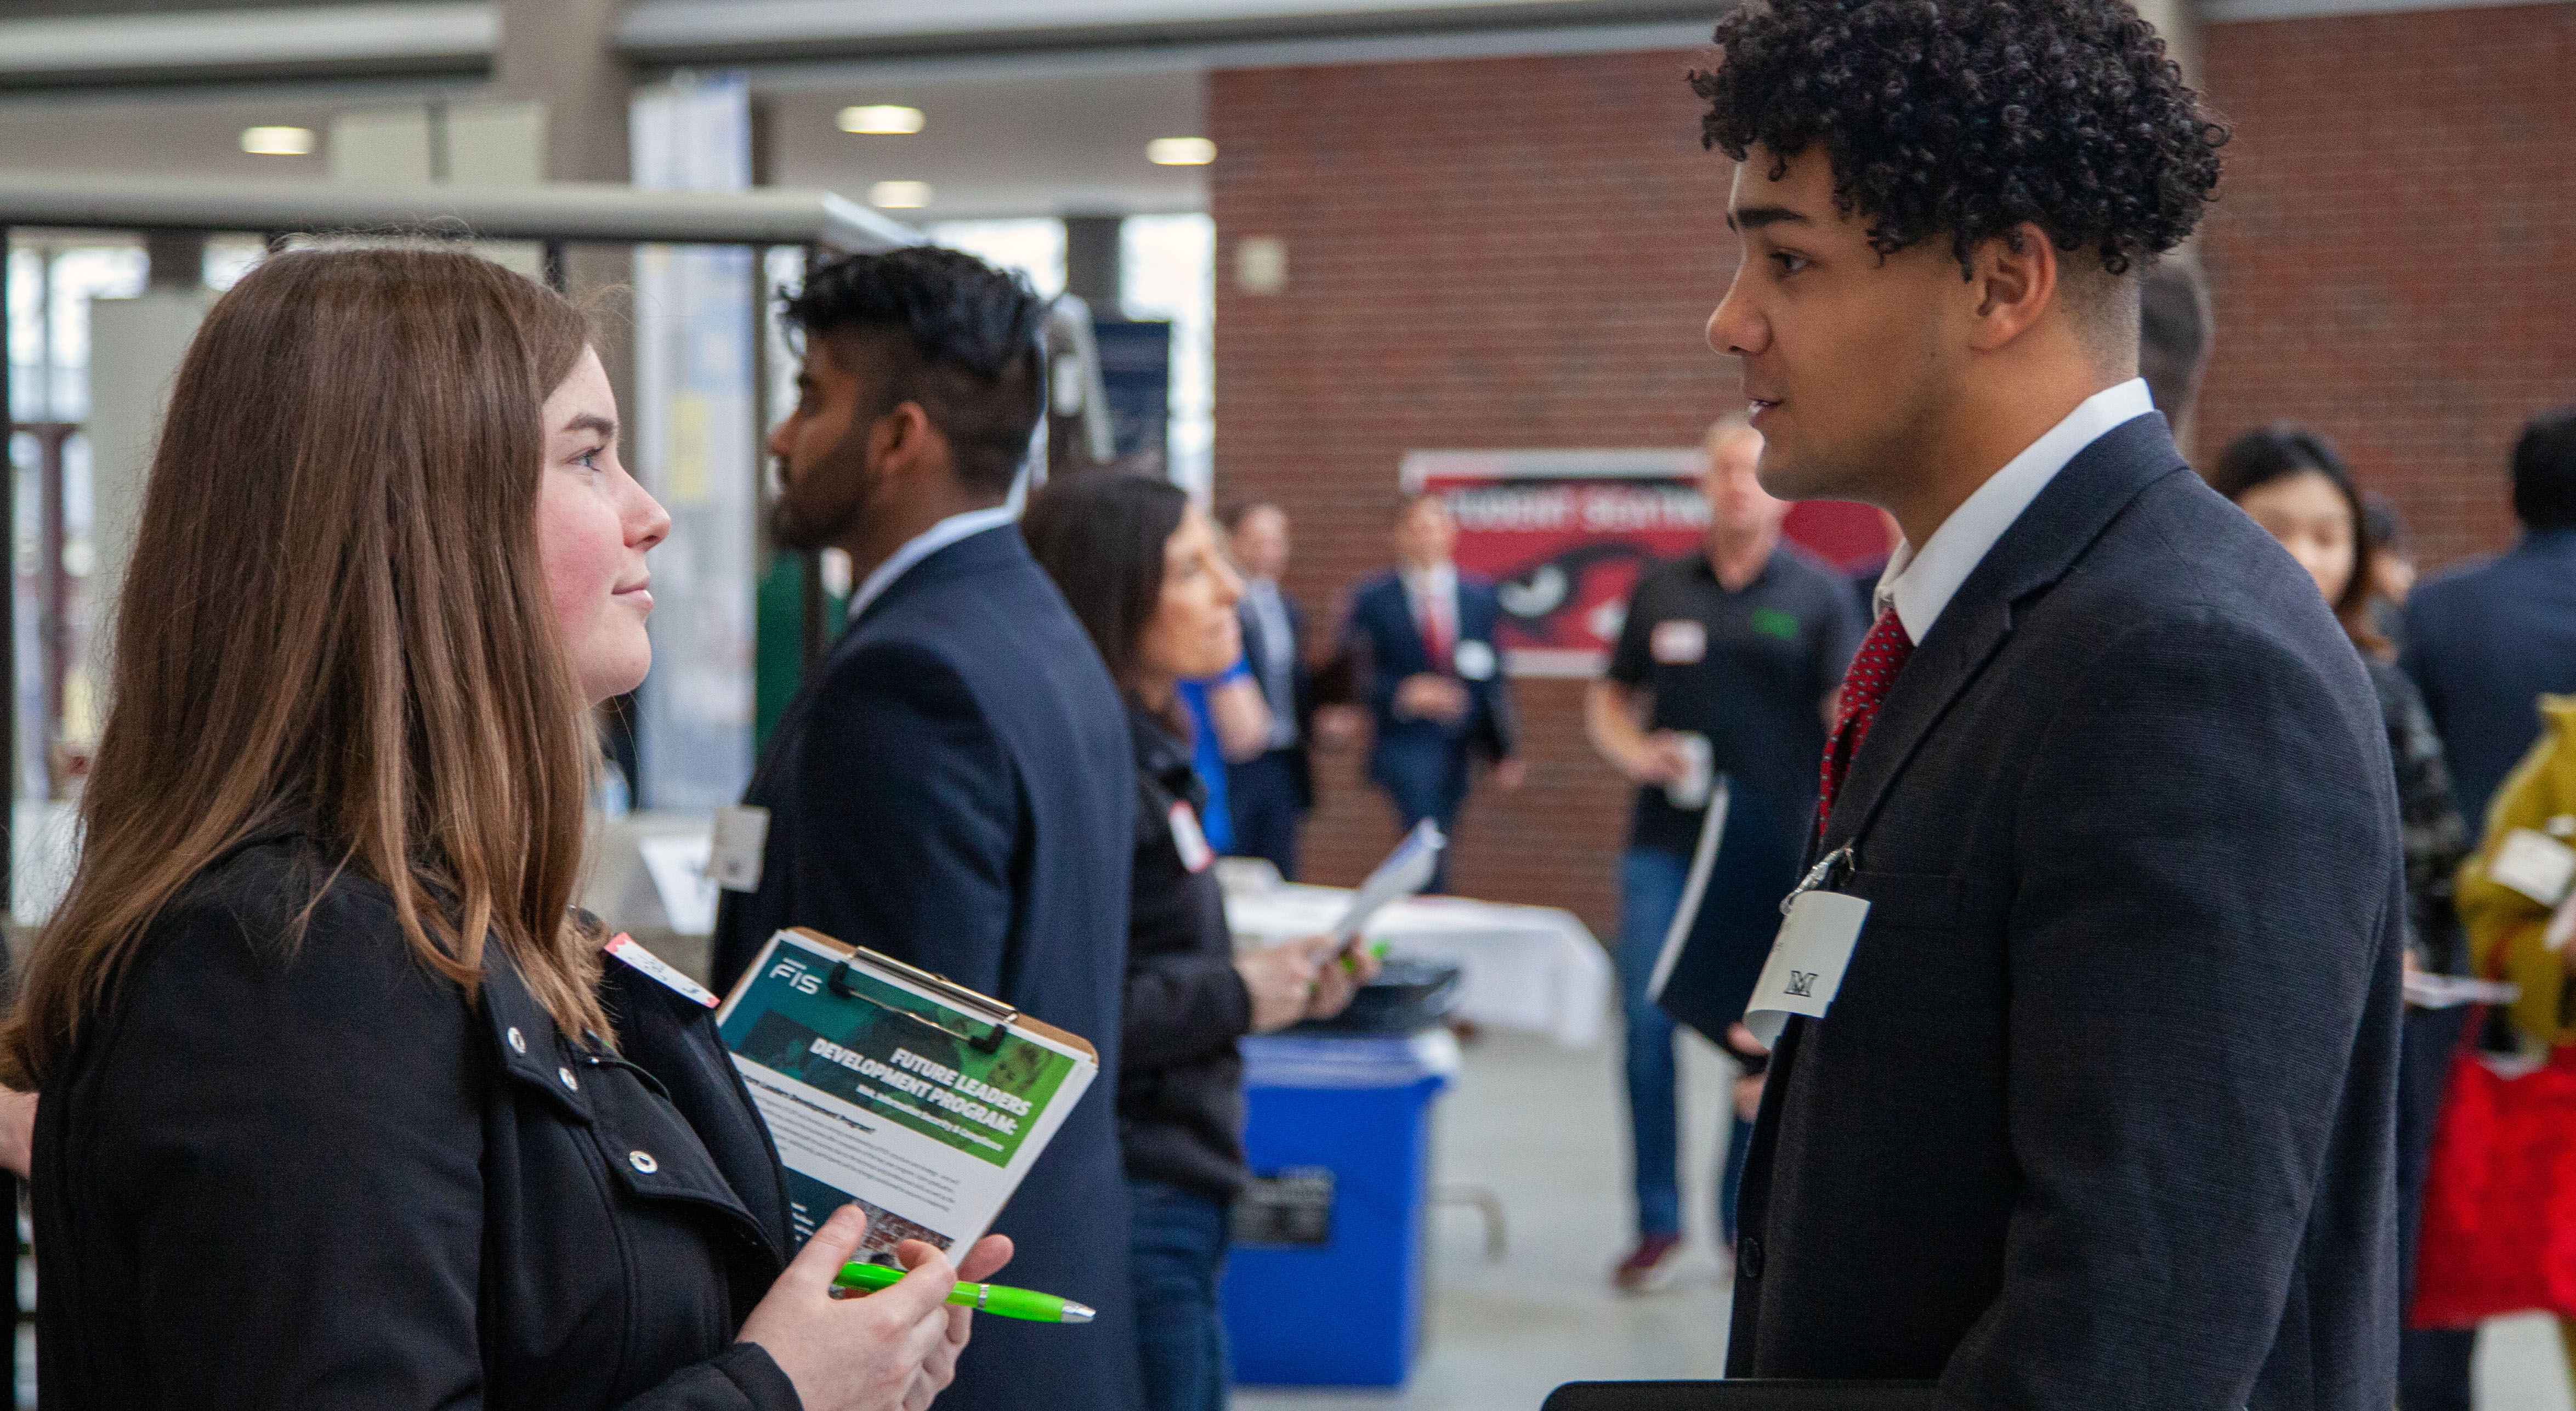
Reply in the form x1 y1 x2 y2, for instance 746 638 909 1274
1219 879 1610 1048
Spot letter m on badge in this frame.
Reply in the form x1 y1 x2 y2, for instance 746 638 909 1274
1785 970 1817 998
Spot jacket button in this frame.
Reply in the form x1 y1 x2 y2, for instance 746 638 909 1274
507 1027 527 1054
628 1150 659 1174
1739 1237 1764 1280
558 1067 579 1092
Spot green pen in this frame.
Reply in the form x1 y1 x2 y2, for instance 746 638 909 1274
834 1260 1096 1324
1340 938 1392 974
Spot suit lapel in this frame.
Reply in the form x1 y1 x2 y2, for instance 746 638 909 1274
744 525 1022 810
1239 599 1271 672
1375 578 1430 671
1820 413 2189 858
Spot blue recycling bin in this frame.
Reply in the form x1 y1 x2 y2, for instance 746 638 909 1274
1221 1030 1457 1387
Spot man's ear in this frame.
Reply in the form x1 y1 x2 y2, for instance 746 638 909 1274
1963 222 2059 354
866 401 939 482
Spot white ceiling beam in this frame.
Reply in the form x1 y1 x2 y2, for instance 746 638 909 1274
0 170 917 253
618 0 1722 63
0 3 496 87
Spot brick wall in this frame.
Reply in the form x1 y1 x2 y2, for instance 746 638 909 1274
2195 3 2576 571
1207 49 1735 938
1207 12 2576 931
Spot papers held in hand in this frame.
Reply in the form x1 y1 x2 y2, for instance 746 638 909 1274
1332 821 1446 943
716 928 1099 1259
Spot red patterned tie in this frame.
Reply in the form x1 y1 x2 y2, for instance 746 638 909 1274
1817 608 1916 837
1417 587 1455 673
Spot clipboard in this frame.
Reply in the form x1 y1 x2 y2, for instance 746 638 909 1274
716 927 1098 1256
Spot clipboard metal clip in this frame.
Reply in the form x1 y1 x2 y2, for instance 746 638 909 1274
827 950 1019 1055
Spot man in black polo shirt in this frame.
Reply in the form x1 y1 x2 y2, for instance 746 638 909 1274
1585 413 1863 1291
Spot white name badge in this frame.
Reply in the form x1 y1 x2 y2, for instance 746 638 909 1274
709 804 772 893
1453 639 1498 681
1650 619 1707 665
2492 827 2576 909
1743 890 1871 1047
605 932 719 1008
1170 801 1216 874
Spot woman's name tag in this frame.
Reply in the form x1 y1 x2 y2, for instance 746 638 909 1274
1170 802 1216 874
1742 891 1871 1047
605 932 719 1008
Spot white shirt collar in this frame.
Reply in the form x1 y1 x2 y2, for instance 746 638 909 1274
846 503 1020 624
1875 378 2154 642
1400 561 1456 603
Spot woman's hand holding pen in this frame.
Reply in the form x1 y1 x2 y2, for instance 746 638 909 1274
738 1203 1015 1411
1237 936 1336 1033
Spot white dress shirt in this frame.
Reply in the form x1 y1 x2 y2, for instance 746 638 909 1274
1398 562 1460 659
845 502 1021 624
1243 577 1300 749
1875 378 2155 642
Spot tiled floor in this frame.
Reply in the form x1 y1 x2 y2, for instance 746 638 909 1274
1235 1026 2576 1411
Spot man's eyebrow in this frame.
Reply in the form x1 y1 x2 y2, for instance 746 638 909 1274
562 412 617 439
1726 205 1811 233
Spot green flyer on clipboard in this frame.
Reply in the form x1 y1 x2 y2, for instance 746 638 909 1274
717 928 1098 1255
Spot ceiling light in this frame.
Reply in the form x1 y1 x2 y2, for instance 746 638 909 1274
1147 137 1217 166
240 126 317 156
839 105 925 135
869 180 934 209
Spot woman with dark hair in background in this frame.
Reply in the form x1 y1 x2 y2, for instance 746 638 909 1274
1022 473 1377 1411
3 247 1007 1411
2210 424 2471 1393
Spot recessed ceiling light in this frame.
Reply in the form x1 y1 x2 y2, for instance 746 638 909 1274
869 180 934 209
1146 137 1217 166
240 126 317 156
839 105 926 135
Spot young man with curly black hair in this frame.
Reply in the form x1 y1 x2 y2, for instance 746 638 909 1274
1693 1 2404 1405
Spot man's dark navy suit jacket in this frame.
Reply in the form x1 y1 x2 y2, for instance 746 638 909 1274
711 525 1141 1411
1729 414 2403 1409
1344 569 1518 799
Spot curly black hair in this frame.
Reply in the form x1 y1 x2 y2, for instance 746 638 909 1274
1693 0 2228 277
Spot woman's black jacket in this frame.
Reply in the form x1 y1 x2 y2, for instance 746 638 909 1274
1116 702 1255 1202
30 835 804 1410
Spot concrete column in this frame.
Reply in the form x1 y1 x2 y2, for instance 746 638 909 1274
492 0 628 183
143 230 204 291
490 0 634 402
1064 214 1124 318
2132 0 2201 82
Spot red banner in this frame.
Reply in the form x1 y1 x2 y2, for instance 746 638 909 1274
1402 450 1891 677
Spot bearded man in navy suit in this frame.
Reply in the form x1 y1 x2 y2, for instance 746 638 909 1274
710 247 1138 1411
1342 495 1523 892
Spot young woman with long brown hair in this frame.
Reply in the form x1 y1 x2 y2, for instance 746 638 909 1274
1 246 1007 1411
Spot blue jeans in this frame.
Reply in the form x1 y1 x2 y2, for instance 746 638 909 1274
1129 1178 1231 1411
1618 847 1756 1243
1374 741 1468 893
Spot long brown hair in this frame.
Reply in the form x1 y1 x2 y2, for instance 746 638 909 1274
1 246 610 1089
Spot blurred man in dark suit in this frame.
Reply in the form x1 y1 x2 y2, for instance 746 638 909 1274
2404 406 2576 836
2137 252 2212 454
1700 1 2402 1404
710 247 1140 1411
1343 495 1523 892
1223 501 1313 880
